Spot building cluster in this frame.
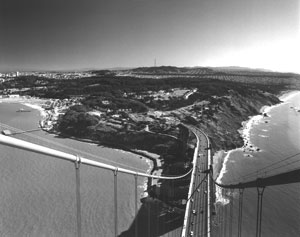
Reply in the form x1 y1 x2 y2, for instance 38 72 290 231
40 98 81 131
0 71 20 78
125 88 198 102
34 71 95 79
93 88 218 134
0 71 95 80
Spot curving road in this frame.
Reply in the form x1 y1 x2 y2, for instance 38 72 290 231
184 126 211 237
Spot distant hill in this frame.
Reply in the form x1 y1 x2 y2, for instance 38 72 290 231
115 65 300 88
120 66 214 75
209 66 274 72
118 65 298 76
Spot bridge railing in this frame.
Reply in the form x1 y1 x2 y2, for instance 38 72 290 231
181 129 200 237
0 134 192 237
180 125 212 237
198 129 211 237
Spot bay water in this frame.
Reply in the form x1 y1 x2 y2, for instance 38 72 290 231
0 102 149 236
2 91 300 236
216 91 300 236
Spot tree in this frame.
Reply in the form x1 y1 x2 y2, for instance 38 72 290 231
58 110 99 136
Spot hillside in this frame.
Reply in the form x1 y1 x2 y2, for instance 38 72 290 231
116 66 300 89
1 66 299 153
1 66 298 229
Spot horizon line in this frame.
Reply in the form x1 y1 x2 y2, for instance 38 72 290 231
0 65 299 75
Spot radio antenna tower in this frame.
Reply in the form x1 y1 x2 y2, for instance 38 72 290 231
154 58 156 67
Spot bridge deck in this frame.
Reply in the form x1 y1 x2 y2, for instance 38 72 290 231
185 127 210 237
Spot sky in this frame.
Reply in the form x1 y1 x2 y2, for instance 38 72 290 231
0 0 299 73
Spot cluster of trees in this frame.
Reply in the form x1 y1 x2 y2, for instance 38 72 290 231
57 105 99 137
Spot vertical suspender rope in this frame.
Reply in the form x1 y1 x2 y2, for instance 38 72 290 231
229 189 234 237
219 188 223 237
114 168 118 237
259 188 265 237
256 187 265 237
237 188 244 237
163 179 166 236
200 184 204 236
134 173 138 237
223 189 228 237
162 184 165 236
219 188 224 237
217 190 221 228
147 177 151 237
206 174 209 237
148 197 151 237
74 156 82 237
217 203 220 229
255 188 260 237
218 189 223 237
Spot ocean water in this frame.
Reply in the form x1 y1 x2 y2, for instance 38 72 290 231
0 102 149 236
216 91 300 237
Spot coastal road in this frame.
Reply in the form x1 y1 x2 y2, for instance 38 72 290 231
185 126 211 237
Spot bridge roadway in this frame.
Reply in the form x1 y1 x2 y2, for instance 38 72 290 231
185 126 210 237
161 125 211 237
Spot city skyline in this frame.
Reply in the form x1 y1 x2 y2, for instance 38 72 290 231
1 0 299 73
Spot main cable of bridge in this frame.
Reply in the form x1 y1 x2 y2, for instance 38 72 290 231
210 167 300 189
227 152 300 184
0 132 195 237
0 134 193 180
210 162 300 237
0 122 153 173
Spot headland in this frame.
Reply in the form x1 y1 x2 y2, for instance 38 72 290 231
1 66 300 234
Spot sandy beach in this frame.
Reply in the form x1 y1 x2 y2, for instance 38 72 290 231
0 96 50 117
0 96 164 198
238 90 300 156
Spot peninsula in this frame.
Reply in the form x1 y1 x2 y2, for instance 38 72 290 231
1 66 299 232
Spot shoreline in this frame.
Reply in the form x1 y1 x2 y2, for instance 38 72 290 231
214 90 300 203
5 90 299 205
0 96 161 197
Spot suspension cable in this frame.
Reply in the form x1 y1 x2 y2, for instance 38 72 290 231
255 187 265 237
217 197 221 229
237 189 244 237
223 189 228 237
236 152 300 182
255 159 300 178
0 134 193 180
219 194 224 237
74 155 82 237
0 122 151 172
134 173 138 237
229 189 234 237
210 162 300 189
114 168 118 237
186 173 208 201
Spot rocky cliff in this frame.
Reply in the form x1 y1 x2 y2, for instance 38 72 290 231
196 89 281 151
